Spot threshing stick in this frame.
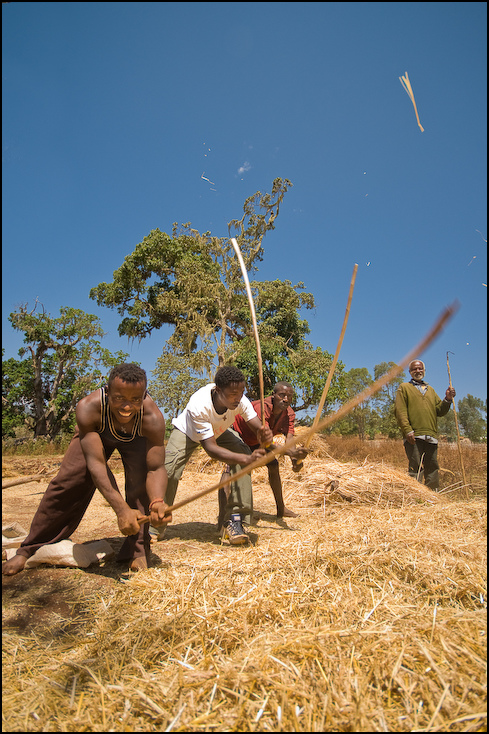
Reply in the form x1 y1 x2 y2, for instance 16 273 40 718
446 351 469 498
294 263 358 471
230 237 266 427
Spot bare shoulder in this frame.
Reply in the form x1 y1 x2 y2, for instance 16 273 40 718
142 394 166 438
75 389 103 432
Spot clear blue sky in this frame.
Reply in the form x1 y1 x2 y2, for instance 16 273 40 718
2 2 487 411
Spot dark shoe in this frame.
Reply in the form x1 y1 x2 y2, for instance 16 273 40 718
222 514 249 545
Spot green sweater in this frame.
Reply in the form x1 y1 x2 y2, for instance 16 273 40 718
394 382 451 439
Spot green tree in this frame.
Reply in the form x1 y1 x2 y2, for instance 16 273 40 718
90 179 293 374
330 367 376 440
90 179 344 417
457 394 487 443
231 278 344 411
2 349 34 438
6 301 129 440
373 361 405 438
437 409 458 442
149 347 207 422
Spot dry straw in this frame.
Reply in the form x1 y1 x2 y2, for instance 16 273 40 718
3 460 486 732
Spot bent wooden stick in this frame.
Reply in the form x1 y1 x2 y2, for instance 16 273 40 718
446 352 469 498
163 301 459 514
230 237 266 425
294 263 358 471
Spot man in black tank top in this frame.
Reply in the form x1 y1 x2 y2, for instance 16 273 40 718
3 364 172 575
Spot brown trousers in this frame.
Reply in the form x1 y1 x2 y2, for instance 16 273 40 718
17 431 150 561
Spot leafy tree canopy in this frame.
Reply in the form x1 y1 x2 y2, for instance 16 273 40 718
5 301 129 440
457 394 487 443
372 361 405 438
90 179 344 414
90 179 294 364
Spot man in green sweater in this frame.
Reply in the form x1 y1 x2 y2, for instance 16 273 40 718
394 360 456 490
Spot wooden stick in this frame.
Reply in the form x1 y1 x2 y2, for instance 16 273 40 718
294 264 358 471
446 352 469 498
2 472 56 489
230 237 266 427
163 301 459 514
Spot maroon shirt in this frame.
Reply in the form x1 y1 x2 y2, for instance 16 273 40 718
233 395 295 447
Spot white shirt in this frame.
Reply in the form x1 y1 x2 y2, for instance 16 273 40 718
172 383 257 442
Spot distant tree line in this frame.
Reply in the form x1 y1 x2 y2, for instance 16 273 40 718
2 180 487 445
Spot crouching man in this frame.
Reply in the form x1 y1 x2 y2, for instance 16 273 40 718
2 364 172 576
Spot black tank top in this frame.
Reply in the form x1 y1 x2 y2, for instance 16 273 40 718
98 386 144 443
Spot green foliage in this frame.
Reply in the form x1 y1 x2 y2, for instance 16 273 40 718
90 178 293 371
372 361 405 438
457 394 487 443
149 347 207 422
2 349 34 438
437 409 458 442
5 302 129 440
322 363 406 440
90 179 348 417
328 367 376 440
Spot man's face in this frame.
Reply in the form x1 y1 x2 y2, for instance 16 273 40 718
273 386 294 412
409 362 425 381
107 377 146 425
215 381 245 411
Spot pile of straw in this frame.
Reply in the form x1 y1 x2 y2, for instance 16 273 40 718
281 457 444 509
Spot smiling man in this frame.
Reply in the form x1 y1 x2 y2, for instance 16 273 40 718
2 364 171 576
394 360 456 491
150 365 272 545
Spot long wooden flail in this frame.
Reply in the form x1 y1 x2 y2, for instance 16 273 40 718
230 237 266 428
148 300 458 518
294 263 358 471
399 71 424 132
446 351 469 498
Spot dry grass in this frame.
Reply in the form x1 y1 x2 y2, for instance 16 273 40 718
2 438 486 732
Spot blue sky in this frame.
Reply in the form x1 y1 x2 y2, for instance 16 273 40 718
2 2 487 412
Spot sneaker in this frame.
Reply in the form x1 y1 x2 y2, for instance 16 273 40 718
222 514 249 545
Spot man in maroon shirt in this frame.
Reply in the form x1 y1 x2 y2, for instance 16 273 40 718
219 382 308 521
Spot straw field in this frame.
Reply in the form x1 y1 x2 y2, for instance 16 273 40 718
2 435 487 732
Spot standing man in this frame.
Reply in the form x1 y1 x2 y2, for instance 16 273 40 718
2 364 172 576
221 381 308 520
150 365 272 546
394 359 455 490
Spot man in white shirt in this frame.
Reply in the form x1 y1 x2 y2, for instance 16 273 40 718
151 366 272 545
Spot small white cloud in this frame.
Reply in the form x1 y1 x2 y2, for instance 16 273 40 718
237 161 251 175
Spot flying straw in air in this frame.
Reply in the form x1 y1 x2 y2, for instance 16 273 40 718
399 72 424 132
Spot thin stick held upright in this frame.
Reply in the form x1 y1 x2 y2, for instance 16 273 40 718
446 352 469 498
295 263 358 471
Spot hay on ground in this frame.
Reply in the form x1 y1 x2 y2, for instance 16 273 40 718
281 457 444 508
2 469 486 733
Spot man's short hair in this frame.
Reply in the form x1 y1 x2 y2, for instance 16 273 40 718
273 381 293 393
214 365 246 389
108 363 147 388
409 360 425 372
